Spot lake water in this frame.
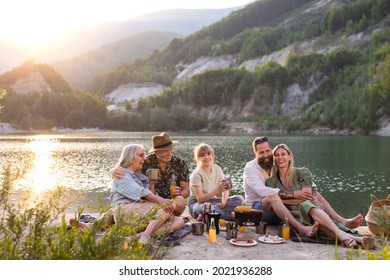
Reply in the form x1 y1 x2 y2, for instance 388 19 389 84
1 131 389 221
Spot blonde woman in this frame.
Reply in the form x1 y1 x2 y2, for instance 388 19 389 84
266 143 374 249
188 143 244 221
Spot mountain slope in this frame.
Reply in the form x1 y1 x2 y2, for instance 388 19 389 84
40 7 242 61
1 0 389 135
0 60 71 94
0 61 108 130
0 7 241 74
96 0 390 135
52 31 181 88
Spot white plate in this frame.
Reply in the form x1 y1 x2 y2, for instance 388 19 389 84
258 235 286 244
229 238 258 247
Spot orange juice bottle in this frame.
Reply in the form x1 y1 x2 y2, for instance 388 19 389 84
169 174 177 198
209 219 217 243
282 218 290 240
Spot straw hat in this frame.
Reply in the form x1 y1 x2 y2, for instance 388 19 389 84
148 132 178 153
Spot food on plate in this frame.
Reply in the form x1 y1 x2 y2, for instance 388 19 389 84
232 238 253 243
234 206 251 212
263 235 284 243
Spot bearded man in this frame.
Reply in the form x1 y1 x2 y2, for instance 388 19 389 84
243 136 291 225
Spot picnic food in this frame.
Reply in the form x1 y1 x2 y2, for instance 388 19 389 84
235 206 251 212
263 235 284 243
232 238 253 243
219 219 227 227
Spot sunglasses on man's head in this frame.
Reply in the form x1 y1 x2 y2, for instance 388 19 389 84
254 137 269 145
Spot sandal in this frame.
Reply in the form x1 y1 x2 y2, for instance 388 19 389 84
342 238 359 249
362 236 376 250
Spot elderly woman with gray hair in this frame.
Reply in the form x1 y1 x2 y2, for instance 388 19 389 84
70 144 184 244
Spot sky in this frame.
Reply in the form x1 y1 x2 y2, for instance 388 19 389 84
1 0 255 47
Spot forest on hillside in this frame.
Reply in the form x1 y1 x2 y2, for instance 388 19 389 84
91 0 390 134
0 61 107 130
0 0 389 134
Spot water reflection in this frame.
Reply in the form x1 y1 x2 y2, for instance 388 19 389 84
20 135 60 192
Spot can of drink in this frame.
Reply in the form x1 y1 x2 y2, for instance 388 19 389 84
223 177 233 190
146 169 160 181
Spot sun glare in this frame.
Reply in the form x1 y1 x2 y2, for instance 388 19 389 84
23 136 61 193
1 0 255 48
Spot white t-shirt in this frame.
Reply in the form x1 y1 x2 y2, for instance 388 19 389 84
242 158 280 206
188 164 224 204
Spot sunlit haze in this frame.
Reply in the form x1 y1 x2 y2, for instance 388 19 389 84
1 0 255 47
19 136 61 193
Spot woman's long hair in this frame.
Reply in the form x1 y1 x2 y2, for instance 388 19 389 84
270 143 296 190
116 144 144 169
193 143 215 168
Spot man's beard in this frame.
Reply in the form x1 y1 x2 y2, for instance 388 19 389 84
258 155 273 169
157 154 172 163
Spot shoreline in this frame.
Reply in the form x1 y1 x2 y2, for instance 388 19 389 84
1 122 390 136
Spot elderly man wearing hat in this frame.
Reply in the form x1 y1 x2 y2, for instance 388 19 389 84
112 132 190 216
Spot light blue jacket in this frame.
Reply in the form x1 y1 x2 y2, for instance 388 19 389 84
110 168 152 207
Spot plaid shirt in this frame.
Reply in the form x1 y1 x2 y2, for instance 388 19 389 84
142 154 190 198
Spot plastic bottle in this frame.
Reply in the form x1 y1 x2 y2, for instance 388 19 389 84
209 218 217 243
282 217 290 240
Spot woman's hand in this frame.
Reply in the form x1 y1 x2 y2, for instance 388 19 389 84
160 198 175 214
294 189 313 201
217 180 228 192
110 167 125 179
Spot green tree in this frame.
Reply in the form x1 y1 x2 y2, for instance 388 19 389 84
237 74 253 99
149 107 169 131
326 7 345 32
377 55 390 113
346 19 355 35
79 91 107 122
190 115 208 131
358 14 369 32
168 104 191 131
371 0 390 23
124 100 132 111
35 93 69 123
1 93 30 123
0 88 7 116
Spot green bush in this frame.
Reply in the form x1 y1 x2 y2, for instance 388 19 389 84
0 163 168 260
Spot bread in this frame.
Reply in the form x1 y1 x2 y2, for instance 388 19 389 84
232 238 253 243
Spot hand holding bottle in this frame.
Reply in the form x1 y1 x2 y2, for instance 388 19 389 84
169 174 180 198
